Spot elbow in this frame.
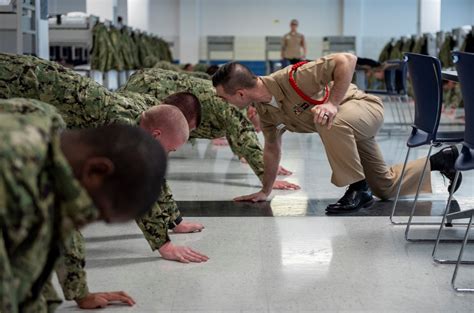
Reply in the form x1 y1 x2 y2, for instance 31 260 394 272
346 53 357 70
337 53 357 68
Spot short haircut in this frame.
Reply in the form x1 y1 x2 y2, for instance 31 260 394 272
163 92 202 128
206 65 219 76
141 104 189 143
212 62 257 95
78 124 167 217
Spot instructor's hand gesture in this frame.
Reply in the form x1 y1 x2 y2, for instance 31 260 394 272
311 102 339 129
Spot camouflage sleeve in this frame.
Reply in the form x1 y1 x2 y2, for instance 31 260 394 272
0 225 18 313
218 106 265 181
55 230 89 301
0 98 67 130
135 182 173 250
158 181 182 229
0 53 145 129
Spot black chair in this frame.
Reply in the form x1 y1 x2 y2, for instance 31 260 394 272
365 60 410 127
432 51 474 292
389 53 464 241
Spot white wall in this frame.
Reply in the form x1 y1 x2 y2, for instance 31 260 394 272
48 0 86 15
199 0 341 60
149 0 179 56
360 0 418 60
86 0 116 22
128 0 150 32
441 0 474 30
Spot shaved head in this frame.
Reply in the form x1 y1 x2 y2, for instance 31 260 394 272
140 104 189 153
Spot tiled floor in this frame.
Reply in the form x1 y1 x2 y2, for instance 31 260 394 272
56 127 474 312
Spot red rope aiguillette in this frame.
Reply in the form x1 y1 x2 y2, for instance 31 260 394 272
289 61 330 105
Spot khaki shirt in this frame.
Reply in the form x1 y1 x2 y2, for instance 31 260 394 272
255 56 379 143
282 32 305 59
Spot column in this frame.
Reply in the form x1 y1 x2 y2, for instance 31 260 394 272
417 0 441 34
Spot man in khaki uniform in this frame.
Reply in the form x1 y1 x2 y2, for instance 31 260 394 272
281 19 307 66
212 53 460 213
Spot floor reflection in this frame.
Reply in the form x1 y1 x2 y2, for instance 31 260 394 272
178 199 466 217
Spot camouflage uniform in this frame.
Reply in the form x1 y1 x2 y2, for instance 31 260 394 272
119 68 265 180
0 106 98 313
0 56 181 301
151 60 211 80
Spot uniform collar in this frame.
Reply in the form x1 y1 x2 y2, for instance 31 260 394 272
259 76 285 109
51 137 99 236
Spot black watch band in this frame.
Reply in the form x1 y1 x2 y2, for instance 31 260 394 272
168 216 183 229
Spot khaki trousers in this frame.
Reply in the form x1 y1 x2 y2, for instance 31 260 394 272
315 96 432 200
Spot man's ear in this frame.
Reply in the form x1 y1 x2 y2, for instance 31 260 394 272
237 89 245 98
80 157 115 190
151 129 162 140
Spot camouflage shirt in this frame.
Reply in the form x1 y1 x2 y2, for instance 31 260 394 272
0 109 97 313
119 68 265 180
0 55 179 299
0 52 154 128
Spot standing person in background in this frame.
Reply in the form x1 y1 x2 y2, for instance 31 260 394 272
281 19 307 67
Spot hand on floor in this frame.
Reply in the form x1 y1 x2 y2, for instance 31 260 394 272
212 138 229 146
173 221 205 233
234 190 268 202
277 165 292 176
272 180 300 190
159 241 209 263
75 291 135 309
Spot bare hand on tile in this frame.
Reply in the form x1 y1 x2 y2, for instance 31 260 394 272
272 180 300 190
76 291 136 309
159 241 209 263
173 221 205 233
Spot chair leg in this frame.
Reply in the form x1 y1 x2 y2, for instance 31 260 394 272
390 147 411 224
405 145 433 241
452 215 474 292
432 171 465 263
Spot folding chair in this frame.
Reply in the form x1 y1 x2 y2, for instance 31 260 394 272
389 54 463 237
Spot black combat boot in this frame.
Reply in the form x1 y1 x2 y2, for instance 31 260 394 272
430 145 462 193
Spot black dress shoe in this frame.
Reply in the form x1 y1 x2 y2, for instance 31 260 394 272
431 145 462 193
326 188 375 214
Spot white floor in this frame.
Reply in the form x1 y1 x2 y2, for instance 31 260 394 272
55 124 474 312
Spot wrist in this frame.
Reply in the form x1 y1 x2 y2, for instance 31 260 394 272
261 186 272 196
75 293 90 305
168 216 183 229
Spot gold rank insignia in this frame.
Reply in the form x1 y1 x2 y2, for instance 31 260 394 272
293 102 312 115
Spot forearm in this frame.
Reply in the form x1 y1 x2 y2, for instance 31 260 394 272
227 133 264 181
56 230 89 301
0 237 17 313
135 203 171 251
261 142 282 195
329 53 357 106
156 181 182 229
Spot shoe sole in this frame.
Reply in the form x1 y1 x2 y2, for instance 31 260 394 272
325 198 375 214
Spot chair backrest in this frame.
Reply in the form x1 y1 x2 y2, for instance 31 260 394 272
404 53 443 140
394 60 408 95
383 66 396 93
453 51 474 149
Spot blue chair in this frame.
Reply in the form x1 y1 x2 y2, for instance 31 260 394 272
432 51 474 292
390 53 464 241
